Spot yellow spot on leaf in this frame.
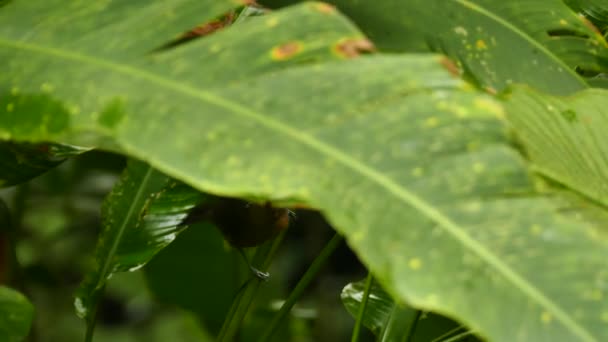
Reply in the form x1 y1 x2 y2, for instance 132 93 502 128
425 117 439 127
70 105 81 115
476 39 487 50
530 224 542 236
541 311 552 324
266 17 279 27
559 19 568 25
10 87 19 95
40 82 54 92
6 103 14 112
408 258 422 270
473 162 485 173
271 42 303 60
474 98 504 118
412 167 423 177
314 3 336 13
601 312 608 322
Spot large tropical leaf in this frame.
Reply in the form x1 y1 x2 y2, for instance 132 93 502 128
2 1 608 341
0 286 34 342
505 87 608 206
276 0 608 94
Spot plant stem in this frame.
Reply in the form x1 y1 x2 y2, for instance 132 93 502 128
259 233 343 342
440 330 474 342
404 310 422 342
351 272 374 342
217 229 288 342
429 326 466 342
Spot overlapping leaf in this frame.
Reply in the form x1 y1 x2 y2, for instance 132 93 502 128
0 142 87 187
565 0 608 31
341 278 416 337
0 287 34 342
342 279 472 341
1 1 608 341
505 87 608 206
74 159 170 323
299 0 608 94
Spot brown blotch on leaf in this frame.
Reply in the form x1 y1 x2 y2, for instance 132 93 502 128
271 42 303 60
484 86 497 95
153 11 235 52
314 2 336 14
439 57 461 77
184 12 236 39
580 16 603 36
334 38 375 58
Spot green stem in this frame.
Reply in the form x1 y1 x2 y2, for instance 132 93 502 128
351 272 374 342
429 326 466 342
259 233 344 342
217 229 288 342
84 313 97 342
440 330 474 342
404 310 422 342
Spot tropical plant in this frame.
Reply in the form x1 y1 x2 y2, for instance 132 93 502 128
1 0 607 341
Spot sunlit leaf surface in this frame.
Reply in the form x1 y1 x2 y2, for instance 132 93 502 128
0 286 34 342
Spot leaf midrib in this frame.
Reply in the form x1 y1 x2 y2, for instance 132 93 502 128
0 38 594 341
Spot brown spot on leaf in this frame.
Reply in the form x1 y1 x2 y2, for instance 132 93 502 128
439 57 461 77
184 12 236 39
484 86 497 95
271 42 303 60
154 11 236 52
580 16 602 36
334 38 375 58
314 2 336 14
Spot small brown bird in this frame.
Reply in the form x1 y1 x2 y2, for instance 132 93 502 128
183 196 294 279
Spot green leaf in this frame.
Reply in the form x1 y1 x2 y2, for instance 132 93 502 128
342 279 475 341
505 87 608 206
564 0 608 31
2 2 608 341
312 0 608 94
0 286 34 342
145 222 237 335
342 278 416 336
0 141 87 187
75 159 170 323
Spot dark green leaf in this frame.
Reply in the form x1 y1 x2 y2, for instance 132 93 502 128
145 222 237 335
0 286 34 342
75 159 170 322
0 141 87 187
564 0 608 32
342 278 412 335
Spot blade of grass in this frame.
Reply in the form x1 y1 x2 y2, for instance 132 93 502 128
259 233 343 342
217 229 288 342
351 272 374 342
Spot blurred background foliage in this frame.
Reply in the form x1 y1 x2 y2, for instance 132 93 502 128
1 150 474 341
0 150 371 341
